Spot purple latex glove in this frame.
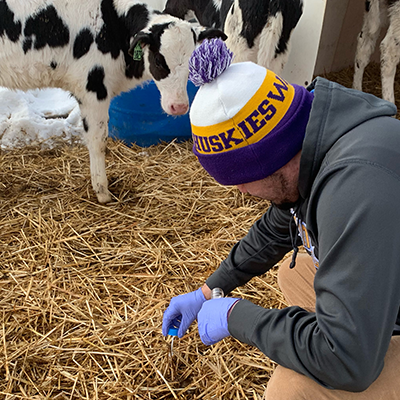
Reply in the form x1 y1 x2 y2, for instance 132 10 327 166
198 297 241 345
162 288 206 338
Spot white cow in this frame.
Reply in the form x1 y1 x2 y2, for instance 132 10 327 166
353 0 400 104
0 0 225 203
163 0 303 75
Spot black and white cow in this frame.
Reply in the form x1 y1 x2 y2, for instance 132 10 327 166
0 0 225 203
163 0 303 74
353 0 400 103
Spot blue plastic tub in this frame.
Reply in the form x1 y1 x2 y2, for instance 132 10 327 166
108 81 198 147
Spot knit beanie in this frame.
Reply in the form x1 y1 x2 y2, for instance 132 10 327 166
188 39 314 186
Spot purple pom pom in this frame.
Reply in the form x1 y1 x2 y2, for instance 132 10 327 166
189 38 233 87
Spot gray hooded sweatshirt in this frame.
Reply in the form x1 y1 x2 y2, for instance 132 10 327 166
205 77 400 391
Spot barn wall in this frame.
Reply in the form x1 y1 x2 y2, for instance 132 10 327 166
144 0 166 10
281 0 327 86
314 0 384 75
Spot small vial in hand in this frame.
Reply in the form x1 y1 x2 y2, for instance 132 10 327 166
211 287 224 299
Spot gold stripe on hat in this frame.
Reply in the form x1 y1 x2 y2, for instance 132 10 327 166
191 71 295 155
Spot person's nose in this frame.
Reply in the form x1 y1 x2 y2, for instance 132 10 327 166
236 184 247 193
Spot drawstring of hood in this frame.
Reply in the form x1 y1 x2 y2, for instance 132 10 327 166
289 201 302 269
289 218 299 269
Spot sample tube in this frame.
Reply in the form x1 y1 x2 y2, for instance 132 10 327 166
211 287 224 299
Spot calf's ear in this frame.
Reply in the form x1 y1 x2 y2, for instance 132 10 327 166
195 27 227 43
128 32 152 60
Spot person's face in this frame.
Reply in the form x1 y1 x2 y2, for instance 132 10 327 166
236 153 301 209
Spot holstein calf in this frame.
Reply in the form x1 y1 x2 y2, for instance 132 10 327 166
163 0 303 75
0 0 225 203
353 0 400 103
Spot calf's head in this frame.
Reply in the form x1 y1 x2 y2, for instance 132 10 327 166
130 15 226 116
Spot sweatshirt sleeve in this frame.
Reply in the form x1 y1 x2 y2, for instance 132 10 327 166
228 163 400 392
206 205 296 294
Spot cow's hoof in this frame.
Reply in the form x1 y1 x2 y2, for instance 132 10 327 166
96 190 112 204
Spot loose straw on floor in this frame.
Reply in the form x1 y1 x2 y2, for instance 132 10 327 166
0 139 282 399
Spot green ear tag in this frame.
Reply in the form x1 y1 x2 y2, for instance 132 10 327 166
133 42 143 61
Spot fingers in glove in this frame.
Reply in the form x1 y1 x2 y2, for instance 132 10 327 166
162 305 180 336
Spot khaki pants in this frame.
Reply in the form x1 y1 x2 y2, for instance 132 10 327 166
264 254 400 400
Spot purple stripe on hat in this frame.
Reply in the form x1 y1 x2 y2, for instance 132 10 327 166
194 85 314 185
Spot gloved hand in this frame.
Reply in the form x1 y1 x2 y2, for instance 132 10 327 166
162 288 206 338
198 297 240 345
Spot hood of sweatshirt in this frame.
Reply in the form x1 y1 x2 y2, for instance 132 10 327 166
298 77 397 199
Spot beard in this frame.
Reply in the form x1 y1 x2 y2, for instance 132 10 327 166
272 199 300 211
268 170 300 210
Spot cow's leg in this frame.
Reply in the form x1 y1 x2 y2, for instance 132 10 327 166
223 2 258 64
266 51 289 77
380 2 400 104
225 37 257 63
353 0 383 91
257 13 285 74
80 101 112 203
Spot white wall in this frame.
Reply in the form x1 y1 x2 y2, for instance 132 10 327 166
314 0 365 75
313 0 387 75
144 0 166 11
281 0 327 86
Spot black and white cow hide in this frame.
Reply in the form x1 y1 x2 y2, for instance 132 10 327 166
163 0 303 75
0 0 225 203
353 0 400 104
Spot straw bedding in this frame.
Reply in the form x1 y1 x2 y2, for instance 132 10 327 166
0 62 398 399
0 140 286 399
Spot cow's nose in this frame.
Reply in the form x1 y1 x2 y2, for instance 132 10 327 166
170 103 189 115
